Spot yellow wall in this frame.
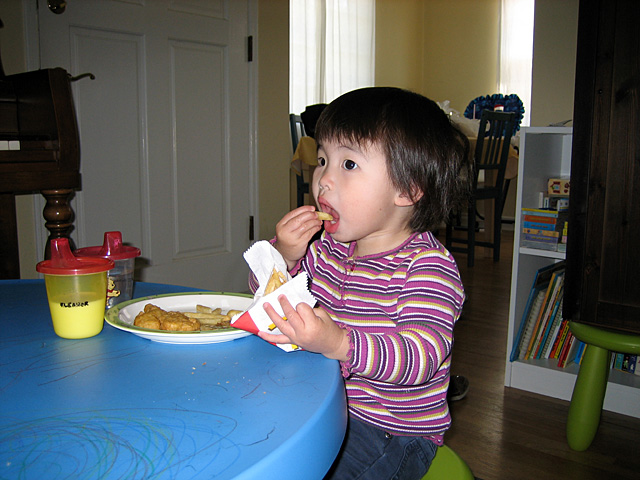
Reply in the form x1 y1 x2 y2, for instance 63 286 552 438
257 0 291 240
374 0 424 92
530 0 579 126
421 0 500 113
375 0 500 114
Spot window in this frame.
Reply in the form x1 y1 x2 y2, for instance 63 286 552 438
290 0 375 115
499 0 535 127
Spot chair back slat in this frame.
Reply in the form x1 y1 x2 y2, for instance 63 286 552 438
473 110 517 189
289 114 306 152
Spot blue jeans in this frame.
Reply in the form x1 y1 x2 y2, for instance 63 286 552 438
324 417 438 480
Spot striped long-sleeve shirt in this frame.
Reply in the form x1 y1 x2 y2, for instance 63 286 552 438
297 230 465 444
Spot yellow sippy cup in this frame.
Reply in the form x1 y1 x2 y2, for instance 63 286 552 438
36 238 114 339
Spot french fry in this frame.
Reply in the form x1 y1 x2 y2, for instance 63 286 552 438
199 316 231 326
196 305 222 315
316 211 333 221
264 268 287 295
183 312 231 324
201 324 229 331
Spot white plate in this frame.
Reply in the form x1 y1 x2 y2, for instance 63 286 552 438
105 292 254 344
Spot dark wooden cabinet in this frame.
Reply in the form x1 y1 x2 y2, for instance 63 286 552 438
565 0 640 334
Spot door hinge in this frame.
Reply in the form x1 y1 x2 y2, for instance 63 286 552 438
247 35 253 62
249 215 254 241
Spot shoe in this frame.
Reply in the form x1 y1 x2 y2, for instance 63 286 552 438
447 375 469 401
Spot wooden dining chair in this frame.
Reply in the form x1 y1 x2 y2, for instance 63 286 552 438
445 110 517 267
464 94 524 223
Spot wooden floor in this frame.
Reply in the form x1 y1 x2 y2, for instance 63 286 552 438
440 230 640 480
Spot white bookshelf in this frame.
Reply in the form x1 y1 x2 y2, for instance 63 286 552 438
504 127 640 419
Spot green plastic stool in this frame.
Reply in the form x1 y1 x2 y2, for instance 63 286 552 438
566 321 640 451
422 444 474 480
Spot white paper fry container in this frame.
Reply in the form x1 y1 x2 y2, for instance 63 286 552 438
231 241 316 352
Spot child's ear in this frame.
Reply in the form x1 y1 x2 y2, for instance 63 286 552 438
396 186 423 207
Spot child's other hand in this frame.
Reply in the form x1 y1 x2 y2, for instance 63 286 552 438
274 206 323 269
258 295 350 361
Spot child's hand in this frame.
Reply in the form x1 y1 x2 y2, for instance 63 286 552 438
258 295 350 361
274 206 323 269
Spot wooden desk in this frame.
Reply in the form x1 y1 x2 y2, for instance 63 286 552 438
0 280 347 479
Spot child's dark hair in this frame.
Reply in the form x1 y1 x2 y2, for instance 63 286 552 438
315 87 471 232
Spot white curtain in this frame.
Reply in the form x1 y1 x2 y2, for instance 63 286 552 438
499 0 535 127
290 0 375 115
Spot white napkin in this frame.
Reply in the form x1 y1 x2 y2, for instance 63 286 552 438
230 241 316 352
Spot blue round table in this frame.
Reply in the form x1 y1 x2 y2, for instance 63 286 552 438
0 280 347 479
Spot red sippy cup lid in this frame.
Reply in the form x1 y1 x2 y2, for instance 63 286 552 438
74 231 141 261
36 238 114 275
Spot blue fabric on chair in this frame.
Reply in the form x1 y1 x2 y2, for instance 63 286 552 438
464 94 524 135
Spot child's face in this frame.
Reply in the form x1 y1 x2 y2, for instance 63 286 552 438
312 138 415 256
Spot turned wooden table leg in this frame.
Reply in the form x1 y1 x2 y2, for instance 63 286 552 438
41 189 77 259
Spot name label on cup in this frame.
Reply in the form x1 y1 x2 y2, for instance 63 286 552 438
59 301 90 308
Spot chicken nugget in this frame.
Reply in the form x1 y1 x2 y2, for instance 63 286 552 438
134 311 161 330
134 303 200 331
159 310 201 331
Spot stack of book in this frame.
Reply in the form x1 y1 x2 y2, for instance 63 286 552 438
612 353 640 376
557 221 568 253
510 261 585 367
521 207 569 251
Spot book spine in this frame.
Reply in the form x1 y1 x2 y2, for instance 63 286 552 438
521 208 560 217
538 291 564 359
526 270 564 359
532 274 564 359
523 221 556 231
550 320 569 359
523 228 560 237
517 291 546 360
525 282 555 359
522 234 559 244
614 353 624 370
522 215 557 224
557 332 575 368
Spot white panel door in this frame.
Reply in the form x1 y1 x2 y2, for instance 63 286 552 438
36 0 255 292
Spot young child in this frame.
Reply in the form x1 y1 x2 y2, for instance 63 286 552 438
257 87 470 479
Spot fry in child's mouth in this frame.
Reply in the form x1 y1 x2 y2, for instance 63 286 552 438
316 211 334 221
